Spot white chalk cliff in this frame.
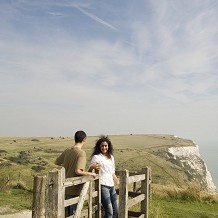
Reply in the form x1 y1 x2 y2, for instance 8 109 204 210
168 144 216 194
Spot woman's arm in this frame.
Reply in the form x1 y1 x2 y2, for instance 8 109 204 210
112 173 120 186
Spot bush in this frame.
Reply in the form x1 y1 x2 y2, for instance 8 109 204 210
0 177 12 192
12 181 29 191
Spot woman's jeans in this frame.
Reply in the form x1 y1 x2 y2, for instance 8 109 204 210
101 185 118 218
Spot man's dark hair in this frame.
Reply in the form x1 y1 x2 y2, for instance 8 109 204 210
74 130 87 143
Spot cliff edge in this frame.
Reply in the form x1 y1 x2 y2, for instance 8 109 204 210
167 141 216 193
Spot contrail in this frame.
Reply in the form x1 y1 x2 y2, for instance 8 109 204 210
47 12 65 17
76 6 118 31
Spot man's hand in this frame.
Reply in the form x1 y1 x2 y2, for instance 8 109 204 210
88 171 97 178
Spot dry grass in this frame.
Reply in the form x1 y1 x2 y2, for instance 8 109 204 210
0 134 210 192
152 183 218 203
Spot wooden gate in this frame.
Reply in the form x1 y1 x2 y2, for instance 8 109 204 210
32 167 101 218
32 167 151 218
117 168 151 218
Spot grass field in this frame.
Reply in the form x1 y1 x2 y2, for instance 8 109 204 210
0 134 217 217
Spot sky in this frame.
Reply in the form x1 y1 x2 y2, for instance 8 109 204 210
1 0 218 145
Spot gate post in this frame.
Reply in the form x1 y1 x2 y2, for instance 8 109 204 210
88 179 93 217
95 176 101 218
32 175 46 218
45 167 65 218
141 168 149 218
118 169 129 218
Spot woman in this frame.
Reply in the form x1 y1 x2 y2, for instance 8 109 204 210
89 135 119 218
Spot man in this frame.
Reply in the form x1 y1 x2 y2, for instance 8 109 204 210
55 130 96 216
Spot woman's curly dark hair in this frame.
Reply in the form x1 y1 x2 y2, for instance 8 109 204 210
91 135 114 158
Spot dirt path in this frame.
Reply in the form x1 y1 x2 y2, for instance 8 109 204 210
0 210 31 218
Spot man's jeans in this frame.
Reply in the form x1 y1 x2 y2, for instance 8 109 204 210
101 185 118 218
65 194 78 217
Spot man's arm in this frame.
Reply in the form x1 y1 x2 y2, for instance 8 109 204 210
75 169 97 177
76 150 97 177
55 150 66 166
88 155 101 172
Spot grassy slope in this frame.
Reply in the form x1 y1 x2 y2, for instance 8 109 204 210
150 198 218 218
0 134 217 217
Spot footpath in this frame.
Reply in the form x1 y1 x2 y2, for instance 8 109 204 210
0 210 31 218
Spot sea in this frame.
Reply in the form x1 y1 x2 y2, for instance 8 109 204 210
199 142 218 190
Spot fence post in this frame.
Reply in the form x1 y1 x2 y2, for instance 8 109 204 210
133 182 136 192
95 177 101 218
45 167 65 218
88 179 93 217
118 169 129 218
32 175 46 218
149 169 152 199
141 168 149 218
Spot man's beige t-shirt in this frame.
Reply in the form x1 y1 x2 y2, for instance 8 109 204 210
55 147 86 195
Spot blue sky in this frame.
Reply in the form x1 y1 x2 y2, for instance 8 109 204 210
1 0 218 144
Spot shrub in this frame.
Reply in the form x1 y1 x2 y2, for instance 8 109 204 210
12 181 29 191
0 177 12 192
31 139 40 142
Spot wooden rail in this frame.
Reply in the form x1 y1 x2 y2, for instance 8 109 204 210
32 167 151 218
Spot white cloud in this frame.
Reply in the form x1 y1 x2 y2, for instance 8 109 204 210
0 0 218 143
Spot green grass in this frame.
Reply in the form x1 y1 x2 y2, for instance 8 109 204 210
150 198 218 218
129 196 218 218
0 189 32 215
148 183 218 217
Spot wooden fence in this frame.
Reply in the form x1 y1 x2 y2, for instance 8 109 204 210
32 167 151 218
